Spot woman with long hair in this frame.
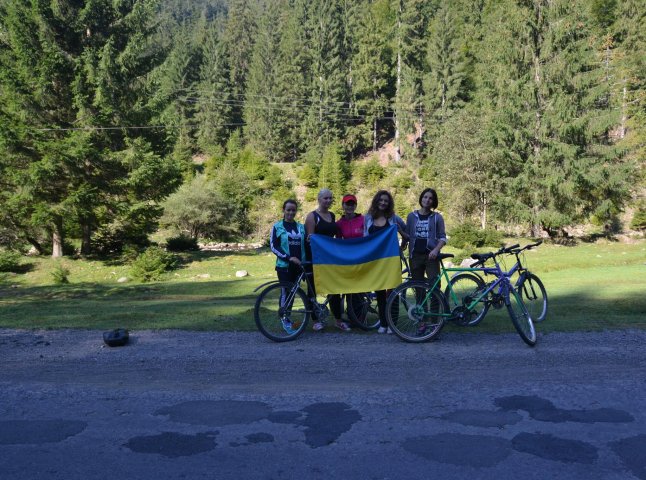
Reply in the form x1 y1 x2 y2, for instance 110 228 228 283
364 190 408 333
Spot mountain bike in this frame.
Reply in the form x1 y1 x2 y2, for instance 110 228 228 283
448 241 547 325
510 242 548 322
253 263 331 342
386 247 537 346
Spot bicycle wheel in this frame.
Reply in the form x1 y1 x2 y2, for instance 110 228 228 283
346 292 380 330
386 281 448 343
506 288 536 346
517 273 548 322
254 282 309 342
445 273 489 326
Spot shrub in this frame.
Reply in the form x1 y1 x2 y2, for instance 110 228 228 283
0 250 21 272
50 262 70 284
630 206 646 231
130 246 177 282
166 234 199 252
449 223 503 250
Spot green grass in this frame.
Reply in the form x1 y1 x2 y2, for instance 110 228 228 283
0 239 644 334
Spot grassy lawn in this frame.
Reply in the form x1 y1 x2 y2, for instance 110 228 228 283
0 239 644 334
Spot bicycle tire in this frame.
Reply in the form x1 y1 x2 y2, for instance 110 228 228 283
254 282 310 342
346 292 380 330
445 273 489 326
386 281 448 343
517 272 548 322
507 288 537 346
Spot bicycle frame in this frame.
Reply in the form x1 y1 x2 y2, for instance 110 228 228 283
420 252 521 319
253 264 330 319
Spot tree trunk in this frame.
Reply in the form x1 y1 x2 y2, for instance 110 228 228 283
479 191 487 230
394 1 402 163
51 216 64 258
620 80 627 139
80 222 92 255
26 237 45 255
529 0 545 237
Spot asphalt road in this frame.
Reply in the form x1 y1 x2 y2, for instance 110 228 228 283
1 328 645 480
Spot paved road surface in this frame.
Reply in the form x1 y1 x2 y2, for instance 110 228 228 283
1 328 645 479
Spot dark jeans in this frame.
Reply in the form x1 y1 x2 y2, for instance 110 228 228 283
410 252 441 287
375 289 400 328
276 264 301 314
410 252 441 313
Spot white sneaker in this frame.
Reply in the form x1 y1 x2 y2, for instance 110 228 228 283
377 326 387 334
386 327 394 334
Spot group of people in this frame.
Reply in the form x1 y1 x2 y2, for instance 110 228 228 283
270 188 447 333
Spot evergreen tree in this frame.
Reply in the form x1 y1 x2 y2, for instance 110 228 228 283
317 143 348 198
474 0 632 235
302 0 351 148
0 0 178 256
222 0 258 126
392 0 434 160
350 0 395 153
194 20 235 153
423 3 468 131
273 0 313 160
243 1 286 161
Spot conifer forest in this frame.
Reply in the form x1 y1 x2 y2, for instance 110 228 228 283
0 0 644 256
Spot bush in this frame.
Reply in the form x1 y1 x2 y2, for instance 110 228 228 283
50 262 70 284
0 250 21 272
630 206 646 231
166 234 199 252
449 223 503 250
130 246 177 282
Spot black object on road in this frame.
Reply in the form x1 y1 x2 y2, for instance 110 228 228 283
103 329 129 347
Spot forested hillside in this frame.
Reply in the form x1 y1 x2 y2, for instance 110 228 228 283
0 0 644 256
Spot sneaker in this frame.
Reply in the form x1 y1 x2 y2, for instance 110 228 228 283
386 327 393 334
313 322 325 331
377 326 387 334
416 323 428 336
281 317 294 334
336 321 352 332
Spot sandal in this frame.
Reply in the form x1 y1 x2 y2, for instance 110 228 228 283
335 321 351 332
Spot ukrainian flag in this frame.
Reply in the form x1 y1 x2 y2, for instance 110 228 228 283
310 224 402 295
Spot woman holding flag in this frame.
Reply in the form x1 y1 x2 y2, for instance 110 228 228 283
305 189 352 332
364 190 408 333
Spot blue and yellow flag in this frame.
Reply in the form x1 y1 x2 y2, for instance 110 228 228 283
310 224 402 295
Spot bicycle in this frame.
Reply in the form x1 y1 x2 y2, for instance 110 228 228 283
448 241 547 325
253 263 331 342
510 242 548 322
386 246 537 346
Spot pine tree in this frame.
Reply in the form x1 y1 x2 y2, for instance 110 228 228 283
222 0 258 126
392 0 434 161
273 0 314 160
317 143 348 197
474 0 632 235
423 3 468 131
194 20 235 153
243 1 287 162
0 0 178 256
302 0 351 148
350 0 395 153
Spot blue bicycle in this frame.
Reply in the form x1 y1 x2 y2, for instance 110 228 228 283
386 246 537 346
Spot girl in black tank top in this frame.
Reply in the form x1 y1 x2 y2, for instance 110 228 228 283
312 210 338 237
304 189 350 333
